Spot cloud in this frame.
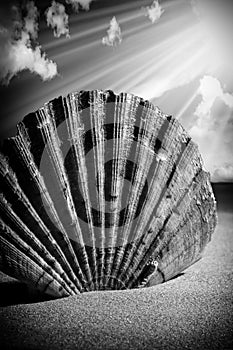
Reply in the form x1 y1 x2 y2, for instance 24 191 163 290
45 1 70 38
102 16 122 47
0 1 57 85
0 31 58 85
144 0 164 24
24 0 39 40
194 75 233 119
65 0 94 12
212 164 233 182
188 75 233 181
0 26 8 35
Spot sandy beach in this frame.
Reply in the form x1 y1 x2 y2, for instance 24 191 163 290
0 184 232 350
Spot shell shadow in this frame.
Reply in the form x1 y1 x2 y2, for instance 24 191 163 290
0 280 55 307
167 272 185 282
0 273 186 307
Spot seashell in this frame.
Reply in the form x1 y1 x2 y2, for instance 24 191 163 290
0 90 217 297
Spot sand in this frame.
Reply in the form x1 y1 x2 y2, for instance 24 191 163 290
0 199 233 349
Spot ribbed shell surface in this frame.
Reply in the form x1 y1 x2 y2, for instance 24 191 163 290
0 90 217 297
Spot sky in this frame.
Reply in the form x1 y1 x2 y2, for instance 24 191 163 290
0 0 233 182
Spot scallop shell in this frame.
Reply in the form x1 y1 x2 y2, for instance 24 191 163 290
0 90 217 297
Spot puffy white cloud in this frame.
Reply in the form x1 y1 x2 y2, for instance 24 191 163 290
144 0 164 24
0 30 58 85
212 164 233 182
65 0 94 12
194 76 233 119
102 16 122 47
0 1 57 85
24 0 39 40
188 75 233 182
45 1 70 38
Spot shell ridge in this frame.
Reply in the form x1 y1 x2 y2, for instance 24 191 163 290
110 98 157 287
127 170 214 288
36 103 94 289
119 135 204 287
152 188 215 283
89 90 106 289
0 220 76 296
126 115 174 242
106 93 142 288
64 93 98 290
15 125 87 290
0 151 85 292
103 94 125 288
103 96 122 287
0 194 79 294
0 233 71 297
114 115 174 285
